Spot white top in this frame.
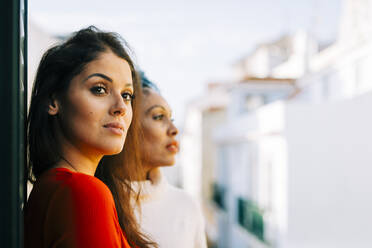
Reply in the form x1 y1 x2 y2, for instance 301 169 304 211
132 168 207 248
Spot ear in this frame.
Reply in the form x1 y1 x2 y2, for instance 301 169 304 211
47 97 60 116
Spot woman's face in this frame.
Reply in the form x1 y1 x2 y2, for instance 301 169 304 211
140 89 179 167
49 51 134 157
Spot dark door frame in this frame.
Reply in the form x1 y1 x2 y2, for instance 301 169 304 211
0 0 27 247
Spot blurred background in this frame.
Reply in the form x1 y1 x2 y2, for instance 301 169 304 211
28 0 372 247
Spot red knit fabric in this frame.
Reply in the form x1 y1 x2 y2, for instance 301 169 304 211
24 168 131 248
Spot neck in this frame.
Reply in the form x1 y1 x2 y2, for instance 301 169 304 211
55 138 102 176
52 120 104 176
55 154 101 176
136 164 157 181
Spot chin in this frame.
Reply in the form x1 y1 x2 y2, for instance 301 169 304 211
159 159 175 167
160 163 174 167
98 141 125 155
109 146 124 155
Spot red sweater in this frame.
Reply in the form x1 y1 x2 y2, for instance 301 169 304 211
24 168 131 248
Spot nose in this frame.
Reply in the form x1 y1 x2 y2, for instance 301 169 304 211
109 93 128 117
167 120 178 137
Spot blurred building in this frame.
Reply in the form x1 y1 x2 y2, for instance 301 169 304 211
178 82 230 244
296 0 372 103
179 0 372 247
233 30 315 81
28 19 59 104
212 79 295 248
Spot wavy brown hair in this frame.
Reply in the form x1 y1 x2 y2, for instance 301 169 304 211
96 72 157 248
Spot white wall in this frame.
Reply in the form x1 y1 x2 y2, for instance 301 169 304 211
284 91 372 248
179 107 203 199
214 101 288 247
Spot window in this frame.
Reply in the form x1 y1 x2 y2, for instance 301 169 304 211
242 94 263 113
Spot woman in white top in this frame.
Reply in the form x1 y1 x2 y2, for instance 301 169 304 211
130 72 207 248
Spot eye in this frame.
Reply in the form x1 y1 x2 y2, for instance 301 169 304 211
90 85 107 95
153 114 164 120
122 92 134 102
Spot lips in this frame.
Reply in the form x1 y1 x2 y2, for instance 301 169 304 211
103 122 125 136
166 141 179 153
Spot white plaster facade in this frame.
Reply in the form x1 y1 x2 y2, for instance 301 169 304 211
213 89 372 248
178 83 231 244
180 1 372 247
295 0 372 103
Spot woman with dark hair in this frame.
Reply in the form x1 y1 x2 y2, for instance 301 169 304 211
120 72 207 248
24 26 152 248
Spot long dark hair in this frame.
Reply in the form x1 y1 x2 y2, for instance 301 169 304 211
28 26 155 247
28 26 136 181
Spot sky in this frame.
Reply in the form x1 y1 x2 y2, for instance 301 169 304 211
29 0 342 125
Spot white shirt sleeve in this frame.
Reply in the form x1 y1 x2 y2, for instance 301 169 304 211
193 201 208 248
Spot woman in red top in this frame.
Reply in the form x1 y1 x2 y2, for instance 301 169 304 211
24 27 152 248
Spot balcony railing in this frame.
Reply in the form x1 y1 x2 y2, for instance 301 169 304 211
212 183 227 210
237 197 265 242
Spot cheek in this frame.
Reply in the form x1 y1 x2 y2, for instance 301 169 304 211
61 96 104 134
71 105 101 127
141 127 163 158
62 110 99 141
125 107 133 127
143 124 162 144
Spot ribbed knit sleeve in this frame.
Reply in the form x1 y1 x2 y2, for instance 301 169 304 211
192 200 207 248
133 169 207 248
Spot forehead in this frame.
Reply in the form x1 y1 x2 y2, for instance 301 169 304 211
142 89 171 112
81 51 133 84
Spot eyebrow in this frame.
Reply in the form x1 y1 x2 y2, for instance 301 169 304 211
84 73 133 87
85 73 113 82
145 105 170 115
